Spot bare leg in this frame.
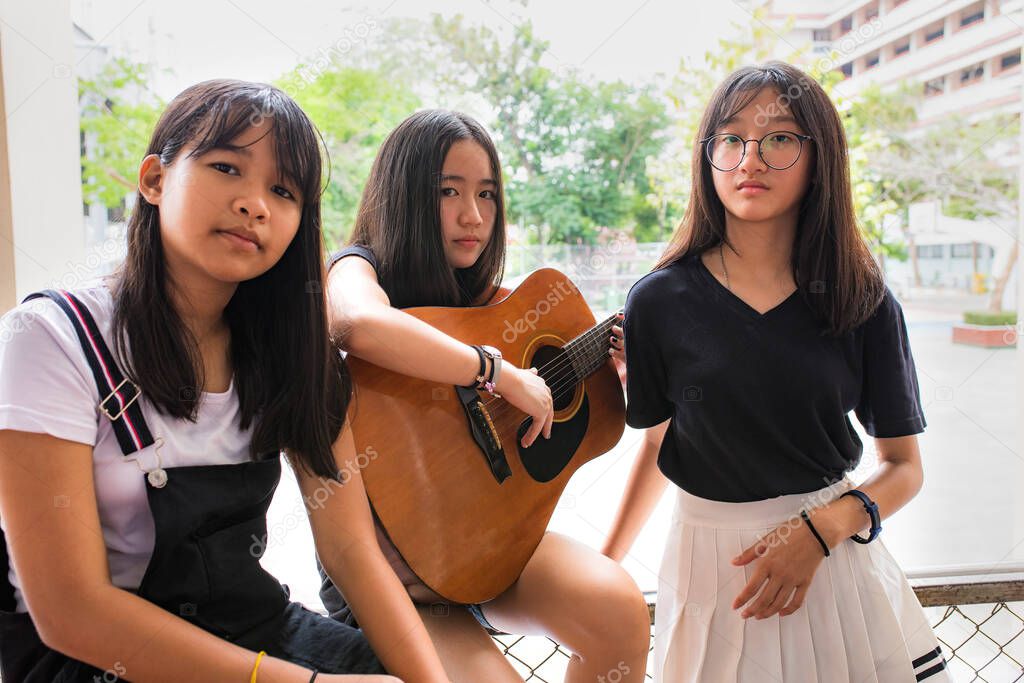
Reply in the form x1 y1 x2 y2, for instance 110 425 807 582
415 603 523 683
482 532 651 683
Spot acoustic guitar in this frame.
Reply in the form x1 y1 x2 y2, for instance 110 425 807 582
346 267 625 605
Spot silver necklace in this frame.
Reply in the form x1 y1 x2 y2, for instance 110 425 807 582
719 243 731 290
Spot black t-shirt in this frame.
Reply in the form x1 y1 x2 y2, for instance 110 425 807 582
624 251 926 503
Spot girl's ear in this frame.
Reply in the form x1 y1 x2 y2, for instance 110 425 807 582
138 154 164 205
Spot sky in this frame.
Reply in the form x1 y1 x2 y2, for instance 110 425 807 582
70 0 759 99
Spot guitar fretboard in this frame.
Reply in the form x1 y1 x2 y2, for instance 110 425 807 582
563 313 619 383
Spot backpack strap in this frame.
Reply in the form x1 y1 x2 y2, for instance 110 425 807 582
22 290 155 456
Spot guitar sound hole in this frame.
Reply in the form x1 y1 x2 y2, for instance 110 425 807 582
531 345 577 411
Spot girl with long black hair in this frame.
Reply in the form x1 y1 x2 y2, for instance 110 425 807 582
0 80 448 682
322 109 651 683
604 62 950 682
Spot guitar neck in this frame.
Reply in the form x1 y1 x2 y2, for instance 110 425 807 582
563 313 619 382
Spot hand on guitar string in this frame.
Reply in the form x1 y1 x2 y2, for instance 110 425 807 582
495 361 554 448
609 310 625 388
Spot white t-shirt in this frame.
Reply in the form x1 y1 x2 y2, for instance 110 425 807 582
0 283 253 613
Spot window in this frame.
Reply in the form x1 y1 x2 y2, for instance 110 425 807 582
864 52 881 70
960 2 985 28
1000 51 1022 71
840 14 854 33
865 3 880 21
109 202 127 224
948 244 995 259
951 244 974 258
893 37 911 57
924 76 945 96
924 22 945 43
840 62 854 78
892 0 909 6
813 28 832 42
959 62 985 86
917 245 945 259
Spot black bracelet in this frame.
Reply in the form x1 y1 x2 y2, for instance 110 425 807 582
800 509 830 558
309 671 319 683
462 345 486 389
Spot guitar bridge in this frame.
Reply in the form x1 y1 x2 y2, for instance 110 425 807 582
455 385 512 484
477 403 502 451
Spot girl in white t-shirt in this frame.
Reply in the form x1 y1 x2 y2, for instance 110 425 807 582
0 80 448 683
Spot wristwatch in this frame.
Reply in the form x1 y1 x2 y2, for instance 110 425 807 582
479 345 503 393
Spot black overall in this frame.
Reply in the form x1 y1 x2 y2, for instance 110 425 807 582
0 290 386 682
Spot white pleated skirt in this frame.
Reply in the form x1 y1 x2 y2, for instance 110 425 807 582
654 478 951 683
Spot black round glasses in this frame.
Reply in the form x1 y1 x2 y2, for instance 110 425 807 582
699 131 814 172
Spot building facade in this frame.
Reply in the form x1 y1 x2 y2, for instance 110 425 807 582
754 0 1022 301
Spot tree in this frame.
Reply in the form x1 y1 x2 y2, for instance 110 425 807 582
646 8 798 242
654 6 1015 305
843 85 1019 309
78 58 164 209
276 65 420 248
430 13 670 244
835 81 919 270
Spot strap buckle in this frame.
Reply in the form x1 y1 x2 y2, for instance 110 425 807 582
128 437 168 489
98 378 142 421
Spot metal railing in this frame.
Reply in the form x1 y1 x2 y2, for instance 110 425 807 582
495 571 1024 682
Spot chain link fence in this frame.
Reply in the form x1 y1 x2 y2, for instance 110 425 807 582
504 241 667 320
495 580 1024 682
928 602 1023 681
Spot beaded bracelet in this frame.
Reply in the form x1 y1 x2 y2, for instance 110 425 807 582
479 345 502 396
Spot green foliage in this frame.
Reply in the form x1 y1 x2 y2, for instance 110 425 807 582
840 83 1018 234
651 7 796 233
430 14 670 244
77 10 1019 267
78 58 164 208
276 65 420 248
837 82 919 260
963 310 1018 326
656 12 924 261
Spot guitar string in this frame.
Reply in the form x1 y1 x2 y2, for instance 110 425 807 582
478 313 619 429
482 337 614 435
486 311 618 385
479 312 616 412
511 312 619 404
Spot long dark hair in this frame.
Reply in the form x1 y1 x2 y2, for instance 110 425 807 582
657 61 885 336
350 109 506 308
113 79 348 480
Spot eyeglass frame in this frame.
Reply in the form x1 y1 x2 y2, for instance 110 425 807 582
698 130 814 172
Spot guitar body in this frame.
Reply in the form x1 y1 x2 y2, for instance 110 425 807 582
348 268 625 604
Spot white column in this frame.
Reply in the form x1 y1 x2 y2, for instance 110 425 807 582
1017 45 1024 553
1018 46 1024 466
0 48 13 313
0 0 85 313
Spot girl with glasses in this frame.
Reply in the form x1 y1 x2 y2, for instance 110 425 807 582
603 62 950 682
